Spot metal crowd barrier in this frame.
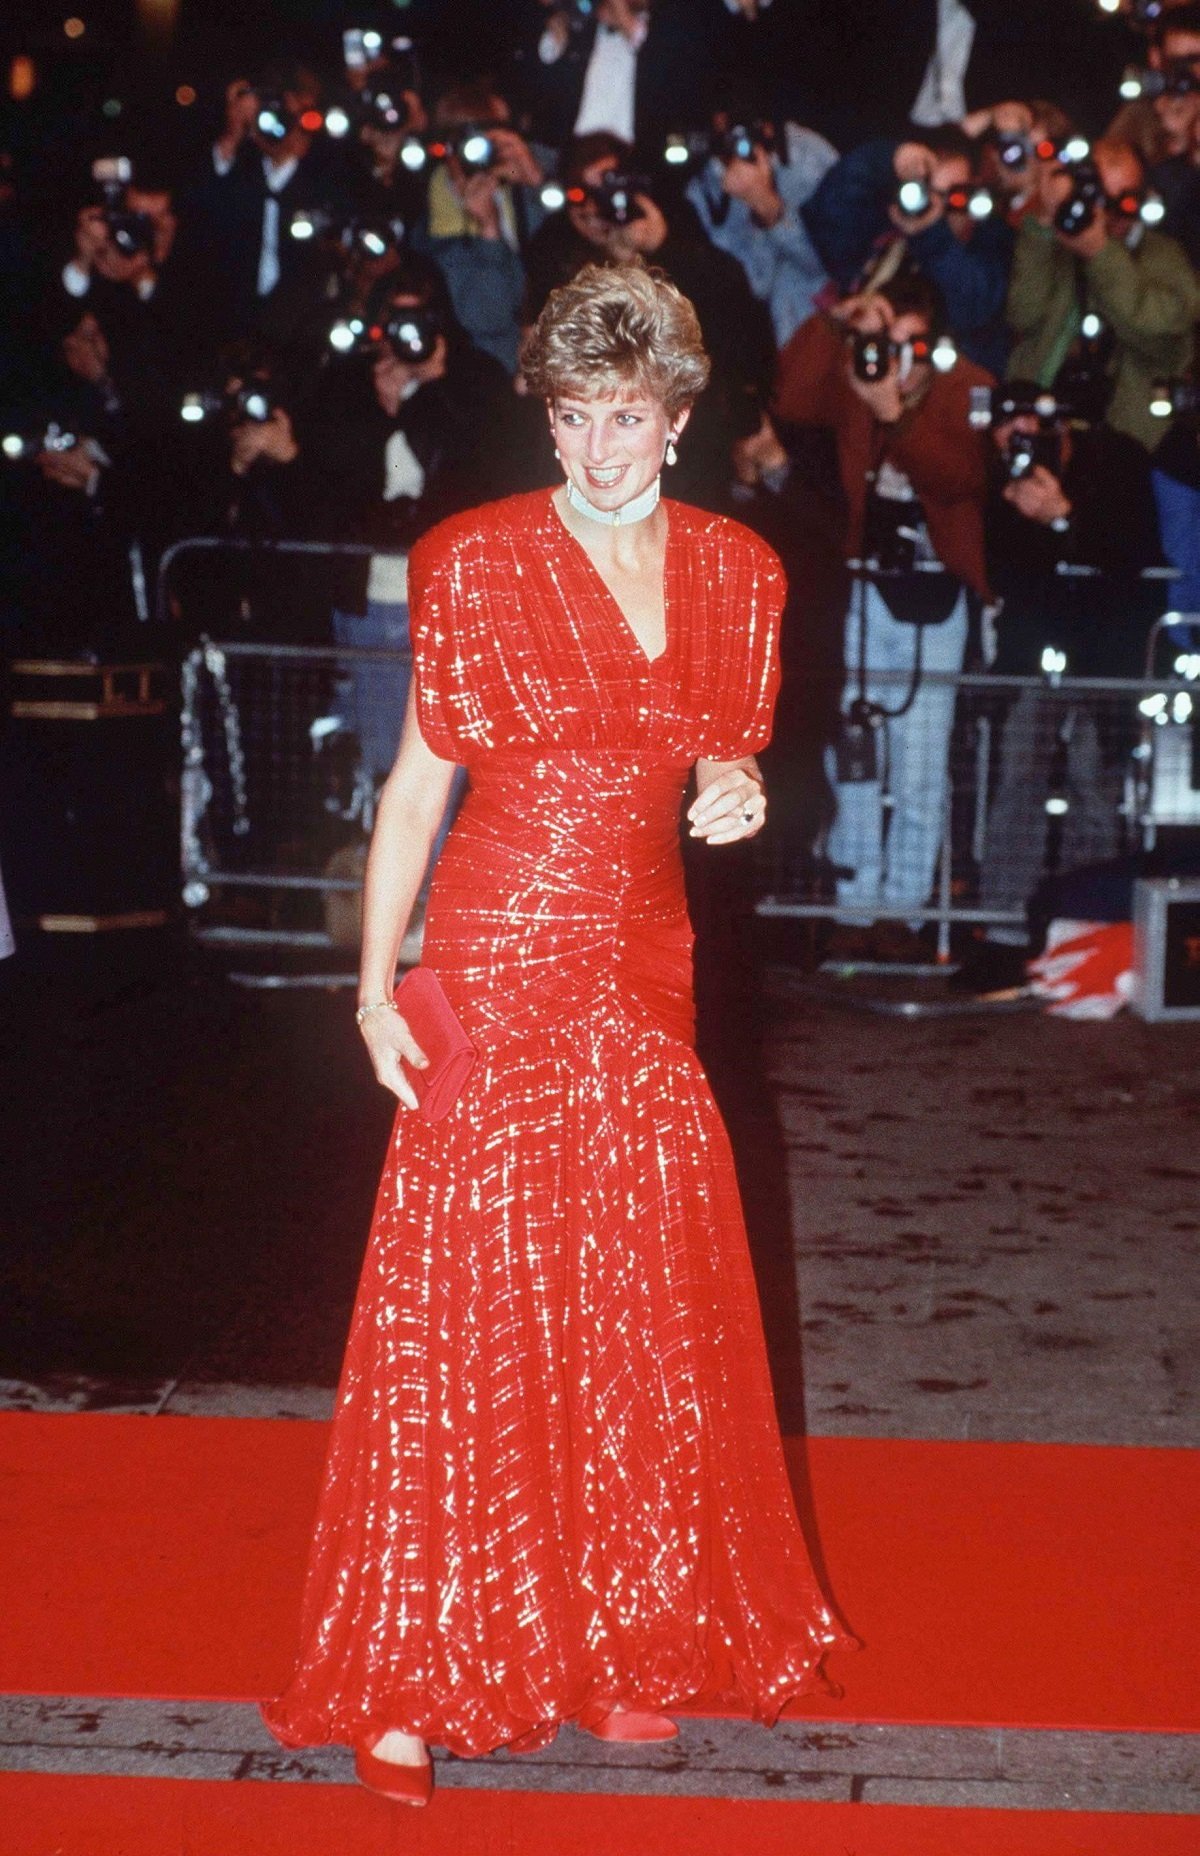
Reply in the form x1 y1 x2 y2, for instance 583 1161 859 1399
162 538 1200 981
180 642 1200 978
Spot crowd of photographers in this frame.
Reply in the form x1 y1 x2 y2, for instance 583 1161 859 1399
3 0 1200 981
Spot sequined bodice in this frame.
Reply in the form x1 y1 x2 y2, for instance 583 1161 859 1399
411 491 784 1051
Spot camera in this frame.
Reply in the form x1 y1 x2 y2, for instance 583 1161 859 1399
328 305 443 365
572 169 650 227
969 384 1074 429
0 422 79 462
850 330 958 382
290 207 405 258
1119 60 1200 101
91 155 156 260
894 177 995 221
1000 428 1062 482
713 119 776 164
254 96 294 142
1053 158 1105 236
1150 380 1200 421
992 129 1034 172
423 124 498 175
180 384 280 426
343 26 385 70
1097 0 1167 27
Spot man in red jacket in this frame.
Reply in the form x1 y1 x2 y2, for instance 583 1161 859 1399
769 272 994 960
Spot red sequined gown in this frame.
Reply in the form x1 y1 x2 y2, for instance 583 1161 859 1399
262 490 853 1758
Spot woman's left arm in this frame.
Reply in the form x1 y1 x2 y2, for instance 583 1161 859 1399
688 756 766 846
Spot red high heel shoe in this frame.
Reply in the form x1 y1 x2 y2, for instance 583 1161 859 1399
353 1738 434 1806
582 1707 679 1742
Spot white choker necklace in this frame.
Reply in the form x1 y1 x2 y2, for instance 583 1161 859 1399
565 475 661 528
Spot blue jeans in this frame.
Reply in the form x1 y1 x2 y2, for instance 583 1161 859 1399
1151 469 1200 641
332 601 464 884
826 583 968 926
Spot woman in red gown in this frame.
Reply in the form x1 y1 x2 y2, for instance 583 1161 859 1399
262 263 854 1801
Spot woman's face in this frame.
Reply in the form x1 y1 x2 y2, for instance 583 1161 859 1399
549 387 685 512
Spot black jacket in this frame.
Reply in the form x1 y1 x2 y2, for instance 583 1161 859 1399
986 424 1163 678
300 339 516 612
513 1 719 160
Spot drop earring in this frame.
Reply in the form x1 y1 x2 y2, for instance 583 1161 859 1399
554 446 561 462
666 436 678 468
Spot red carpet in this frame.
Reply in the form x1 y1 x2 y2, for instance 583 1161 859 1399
1 1414 1196 1733
2 1774 1195 1856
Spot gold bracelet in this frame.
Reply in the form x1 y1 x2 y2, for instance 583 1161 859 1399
355 999 396 1027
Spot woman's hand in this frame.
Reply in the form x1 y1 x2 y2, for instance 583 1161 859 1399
358 1007 429 1108
688 765 766 846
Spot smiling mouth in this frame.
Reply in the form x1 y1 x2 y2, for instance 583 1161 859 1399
584 465 627 488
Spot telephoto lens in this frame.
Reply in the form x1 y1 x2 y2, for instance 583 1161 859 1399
895 177 933 218
993 130 1033 171
255 98 292 142
105 207 156 258
590 170 649 227
380 308 442 364
454 127 496 175
228 385 277 424
1053 162 1103 237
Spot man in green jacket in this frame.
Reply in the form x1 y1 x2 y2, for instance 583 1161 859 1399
1006 138 1199 451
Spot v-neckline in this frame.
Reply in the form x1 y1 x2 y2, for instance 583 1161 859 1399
548 489 672 668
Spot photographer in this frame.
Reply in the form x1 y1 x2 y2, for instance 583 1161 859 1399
0 300 152 645
956 383 1164 991
772 276 994 961
182 64 354 343
413 82 551 373
1145 2 1200 264
685 109 837 346
52 165 189 410
304 257 514 780
964 99 1075 223
803 126 1015 375
176 338 308 542
1006 135 1199 451
525 0 716 159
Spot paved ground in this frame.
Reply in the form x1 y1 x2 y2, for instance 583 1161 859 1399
0 934 1197 1815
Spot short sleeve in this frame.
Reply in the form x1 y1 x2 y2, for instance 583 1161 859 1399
699 528 785 761
406 528 464 762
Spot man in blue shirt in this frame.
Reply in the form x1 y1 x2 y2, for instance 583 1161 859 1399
686 115 837 347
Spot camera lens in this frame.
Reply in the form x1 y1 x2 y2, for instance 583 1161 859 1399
897 178 931 217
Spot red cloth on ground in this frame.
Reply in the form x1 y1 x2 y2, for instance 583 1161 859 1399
261 490 854 1758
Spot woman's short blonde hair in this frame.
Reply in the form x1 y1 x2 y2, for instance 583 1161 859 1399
520 262 710 419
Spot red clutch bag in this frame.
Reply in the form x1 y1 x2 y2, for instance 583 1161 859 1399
391 966 478 1122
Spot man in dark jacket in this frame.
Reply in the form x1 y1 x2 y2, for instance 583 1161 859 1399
303 257 513 782
517 0 717 160
803 124 1014 376
956 384 1165 990
179 64 355 347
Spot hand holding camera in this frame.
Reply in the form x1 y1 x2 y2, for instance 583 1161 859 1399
229 407 299 477
486 126 543 189
732 411 789 488
216 79 259 166
721 142 783 225
890 142 942 234
37 438 100 497
460 167 503 239
598 0 647 42
1003 464 1072 526
372 338 448 418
